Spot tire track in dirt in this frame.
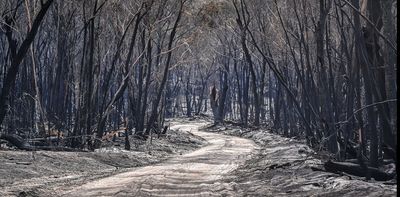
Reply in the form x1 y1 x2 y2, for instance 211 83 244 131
61 121 258 196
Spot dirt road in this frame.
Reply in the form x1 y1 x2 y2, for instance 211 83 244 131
61 121 258 196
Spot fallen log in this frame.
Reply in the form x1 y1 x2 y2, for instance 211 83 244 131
324 160 395 181
0 134 87 152
26 146 88 152
0 134 30 150
28 136 63 146
16 162 32 165
345 159 395 166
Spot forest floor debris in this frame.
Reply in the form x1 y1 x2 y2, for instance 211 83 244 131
0 123 205 197
205 123 397 196
0 118 396 196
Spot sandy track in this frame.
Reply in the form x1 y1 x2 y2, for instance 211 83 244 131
61 121 258 197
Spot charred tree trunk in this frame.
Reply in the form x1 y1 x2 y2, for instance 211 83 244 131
0 0 54 129
145 1 184 137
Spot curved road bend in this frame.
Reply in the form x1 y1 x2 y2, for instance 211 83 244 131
62 121 258 197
